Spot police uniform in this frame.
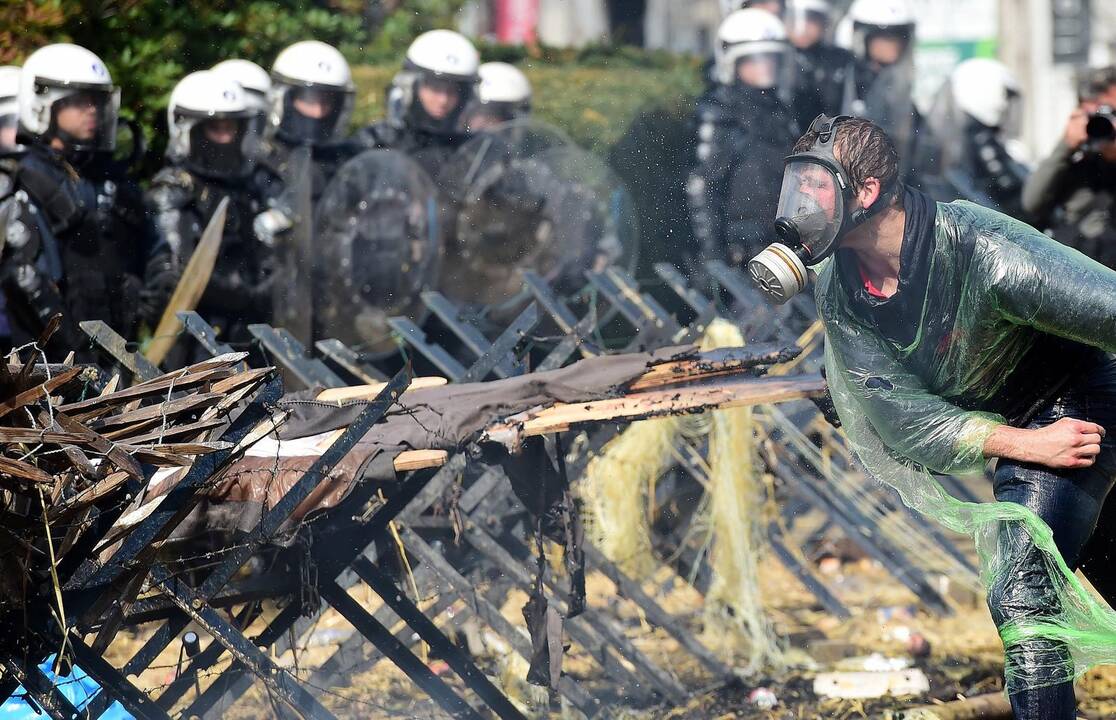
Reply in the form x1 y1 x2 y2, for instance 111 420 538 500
1 146 173 354
147 163 281 342
686 84 799 267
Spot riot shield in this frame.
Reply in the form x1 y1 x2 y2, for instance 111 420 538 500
437 121 639 310
272 144 315 345
313 149 443 352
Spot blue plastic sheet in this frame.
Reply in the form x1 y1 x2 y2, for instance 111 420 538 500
0 656 133 719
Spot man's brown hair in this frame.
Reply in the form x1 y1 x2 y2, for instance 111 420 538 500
792 116 899 197
1078 65 1116 103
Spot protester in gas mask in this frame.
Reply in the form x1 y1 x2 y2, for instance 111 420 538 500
686 8 799 269
749 114 1116 720
1 44 173 355
358 29 481 177
148 70 280 346
1022 65 1116 269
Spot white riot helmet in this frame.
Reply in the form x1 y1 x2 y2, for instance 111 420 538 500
848 0 916 64
387 29 480 135
714 8 790 88
788 0 832 25
18 43 119 153
788 0 830 12
268 40 355 146
167 71 261 179
950 58 1020 129
724 0 786 14
787 0 832 49
212 59 271 116
467 62 532 131
0 66 19 149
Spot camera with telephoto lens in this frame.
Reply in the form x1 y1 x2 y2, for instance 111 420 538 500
1087 106 1116 141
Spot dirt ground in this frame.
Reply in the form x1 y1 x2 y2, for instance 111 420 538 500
99 540 1116 720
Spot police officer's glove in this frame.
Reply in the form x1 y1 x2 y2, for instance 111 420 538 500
253 208 293 248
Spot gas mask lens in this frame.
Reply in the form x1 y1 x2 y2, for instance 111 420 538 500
748 160 844 304
774 160 843 254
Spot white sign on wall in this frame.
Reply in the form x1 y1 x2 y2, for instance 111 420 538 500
910 0 999 109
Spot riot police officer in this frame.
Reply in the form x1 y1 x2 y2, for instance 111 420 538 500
0 65 21 347
786 0 856 131
262 40 357 201
465 62 532 133
357 29 481 177
686 8 799 269
148 70 278 345
211 58 271 120
0 66 18 153
0 65 19 197
2 44 173 354
923 58 1028 217
845 0 922 181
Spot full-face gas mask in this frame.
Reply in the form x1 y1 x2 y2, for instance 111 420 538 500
748 114 896 303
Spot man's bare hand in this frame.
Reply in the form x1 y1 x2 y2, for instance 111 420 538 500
985 418 1106 469
1064 107 1090 150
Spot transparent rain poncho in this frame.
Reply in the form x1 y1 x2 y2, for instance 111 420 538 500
815 199 1116 692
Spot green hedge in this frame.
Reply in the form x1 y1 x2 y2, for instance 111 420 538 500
352 55 702 152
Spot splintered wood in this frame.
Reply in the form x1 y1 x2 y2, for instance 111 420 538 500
393 346 826 469
483 374 825 445
0 340 272 609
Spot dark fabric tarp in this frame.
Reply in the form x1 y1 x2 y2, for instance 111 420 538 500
130 345 696 541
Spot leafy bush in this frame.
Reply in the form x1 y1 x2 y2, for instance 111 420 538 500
353 55 702 150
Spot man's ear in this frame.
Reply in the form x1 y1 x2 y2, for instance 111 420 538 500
857 177 881 210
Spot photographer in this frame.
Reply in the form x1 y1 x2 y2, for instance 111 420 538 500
1022 66 1116 268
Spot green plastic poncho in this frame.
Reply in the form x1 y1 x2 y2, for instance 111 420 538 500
816 198 1116 691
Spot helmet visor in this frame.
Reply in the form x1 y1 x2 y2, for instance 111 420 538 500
734 51 787 90
187 114 262 178
278 84 353 145
774 159 845 261
1001 89 1023 139
47 86 120 152
410 74 474 135
0 112 16 149
464 99 523 133
787 9 829 46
